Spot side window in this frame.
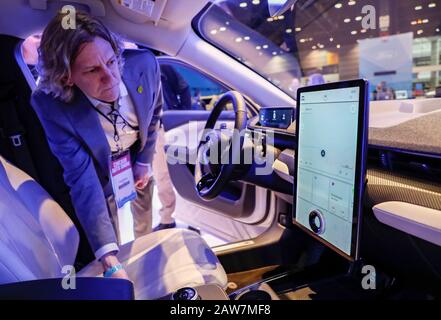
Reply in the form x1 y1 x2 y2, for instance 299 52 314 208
159 61 229 111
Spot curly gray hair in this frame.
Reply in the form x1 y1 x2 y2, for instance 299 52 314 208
36 10 124 102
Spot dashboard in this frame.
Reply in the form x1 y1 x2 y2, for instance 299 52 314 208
244 104 441 288
247 107 441 191
246 106 441 196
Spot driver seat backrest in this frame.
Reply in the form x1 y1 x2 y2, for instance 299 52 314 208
0 156 79 284
0 34 94 266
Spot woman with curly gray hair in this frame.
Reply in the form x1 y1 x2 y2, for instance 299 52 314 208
36 12 124 103
32 10 163 281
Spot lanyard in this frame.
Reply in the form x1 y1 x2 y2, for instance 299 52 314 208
92 102 138 151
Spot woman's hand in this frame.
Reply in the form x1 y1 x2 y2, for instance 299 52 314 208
133 162 152 189
101 253 131 281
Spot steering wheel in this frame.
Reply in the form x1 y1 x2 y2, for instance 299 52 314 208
194 91 248 201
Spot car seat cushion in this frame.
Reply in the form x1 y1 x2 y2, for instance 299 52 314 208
78 228 228 299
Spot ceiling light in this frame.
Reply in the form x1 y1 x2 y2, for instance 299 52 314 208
312 45 317 49
300 39 306 43
351 30 358 35
348 1 356 5
219 27 227 31
295 27 302 32
329 37 334 42
436 28 440 32
256 45 262 50
428 3 436 8
335 3 343 9
263 44 269 49
411 20 417 25
267 17 274 22
252 0 260 4
210 30 217 35
272 51 277 55
337 44 341 49
417 29 423 35
355 16 362 21
344 18 351 23
422 19 429 23
360 29 367 33
415 5 422 10
286 28 293 33
239 2 248 8
235 37 243 42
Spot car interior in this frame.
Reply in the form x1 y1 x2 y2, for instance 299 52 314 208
0 0 440 300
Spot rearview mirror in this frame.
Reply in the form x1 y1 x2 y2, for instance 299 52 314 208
268 0 297 17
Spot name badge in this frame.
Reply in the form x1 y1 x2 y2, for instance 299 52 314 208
110 150 137 208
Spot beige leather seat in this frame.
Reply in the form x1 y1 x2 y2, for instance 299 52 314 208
0 156 227 299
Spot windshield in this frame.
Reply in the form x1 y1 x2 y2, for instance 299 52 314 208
197 0 441 101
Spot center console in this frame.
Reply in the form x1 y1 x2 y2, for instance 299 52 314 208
159 284 229 300
228 80 374 300
160 282 279 300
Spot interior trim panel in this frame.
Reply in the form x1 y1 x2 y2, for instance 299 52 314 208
373 201 441 247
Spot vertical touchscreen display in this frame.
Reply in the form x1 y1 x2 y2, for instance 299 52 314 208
294 84 366 258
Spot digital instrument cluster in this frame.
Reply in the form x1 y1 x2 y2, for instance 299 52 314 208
258 107 294 129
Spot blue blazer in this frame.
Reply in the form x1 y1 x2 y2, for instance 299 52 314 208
31 49 163 255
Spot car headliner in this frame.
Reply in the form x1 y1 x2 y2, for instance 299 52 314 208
0 0 210 56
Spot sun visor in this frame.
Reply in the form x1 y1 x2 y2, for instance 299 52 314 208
110 0 168 25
